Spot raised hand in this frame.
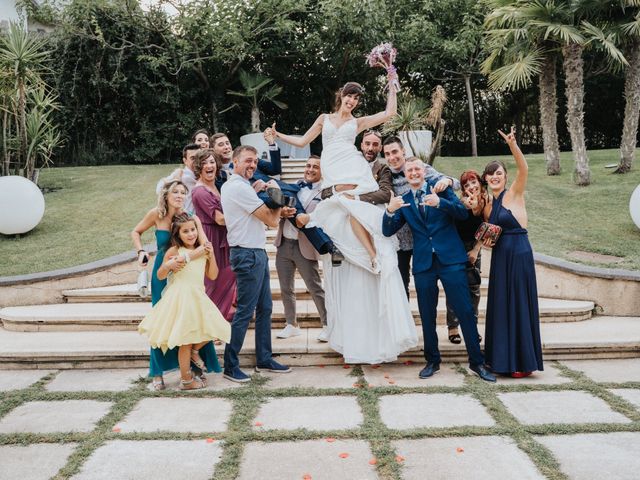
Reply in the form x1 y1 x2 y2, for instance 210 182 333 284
203 241 213 259
387 191 409 213
433 177 452 193
423 186 441 208
264 123 276 144
461 194 478 210
498 126 517 147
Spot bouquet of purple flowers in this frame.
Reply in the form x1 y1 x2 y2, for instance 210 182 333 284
366 42 401 91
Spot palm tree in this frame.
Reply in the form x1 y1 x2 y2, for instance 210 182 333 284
483 0 563 175
0 22 50 180
227 70 288 133
483 0 628 185
614 3 640 173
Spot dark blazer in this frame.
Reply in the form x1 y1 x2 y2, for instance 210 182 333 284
215 147 283 190
382 177 469 274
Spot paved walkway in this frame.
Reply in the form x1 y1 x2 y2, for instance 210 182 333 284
1 359 639 479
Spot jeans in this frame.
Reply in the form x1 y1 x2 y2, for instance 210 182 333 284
224 247 273 371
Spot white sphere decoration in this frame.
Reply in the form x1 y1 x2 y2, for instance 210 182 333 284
631 184 640 230
0 176 45 235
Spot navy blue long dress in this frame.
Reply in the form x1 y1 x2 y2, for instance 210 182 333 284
484 191 543 374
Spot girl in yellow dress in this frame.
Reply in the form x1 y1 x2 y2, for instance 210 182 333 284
138 213 232 390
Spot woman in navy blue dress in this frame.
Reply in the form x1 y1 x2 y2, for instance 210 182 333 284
482 127 543 377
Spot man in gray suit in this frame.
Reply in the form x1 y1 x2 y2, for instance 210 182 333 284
274 155 329 342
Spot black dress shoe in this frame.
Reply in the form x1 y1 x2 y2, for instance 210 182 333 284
330 246 344 266
419 363 440 379
470 364 497 383
266 187 286 207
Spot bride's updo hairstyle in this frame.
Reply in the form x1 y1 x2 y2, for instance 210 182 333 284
334 82 364 112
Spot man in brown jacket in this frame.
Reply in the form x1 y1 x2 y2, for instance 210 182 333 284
321 129 392 204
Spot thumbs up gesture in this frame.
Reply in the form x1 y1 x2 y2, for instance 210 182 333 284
423 186 441 208
387 191 409 213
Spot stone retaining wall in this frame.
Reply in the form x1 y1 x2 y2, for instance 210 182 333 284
1 247 639 316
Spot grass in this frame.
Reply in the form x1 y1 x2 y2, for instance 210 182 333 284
0 362 639 479
0 149 639 276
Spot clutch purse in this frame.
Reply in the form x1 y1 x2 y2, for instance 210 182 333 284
136 270 150 298
474 222 502 244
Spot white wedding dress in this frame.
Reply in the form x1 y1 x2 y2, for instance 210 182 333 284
309 115 418 364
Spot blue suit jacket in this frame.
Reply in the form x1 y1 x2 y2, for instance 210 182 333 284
382 178 469 274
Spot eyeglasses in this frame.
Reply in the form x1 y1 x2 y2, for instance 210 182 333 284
363 129 382 140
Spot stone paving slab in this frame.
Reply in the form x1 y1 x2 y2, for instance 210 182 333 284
0 400 112 434
259 366 356 389
363 363 464 388
394 436 545 480
238 439 377 480
71 440 222 480
379 393 495 430
0 370 55 391
561 358 640 383
46 369 146 392
0 443 77 480
116 398 233 433
498 391 631 425
489 363 571 385
253 396 362 431
146 370 247 392
536 432 640 480
609 388 640 409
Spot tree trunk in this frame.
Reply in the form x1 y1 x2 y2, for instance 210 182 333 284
251 105 260 133
562 43 590 186
18 80 29 179
539 57 561 175
616 40 640 174
211 98 219 133
463 74 478 157
2 109 8 176
427 119 446 166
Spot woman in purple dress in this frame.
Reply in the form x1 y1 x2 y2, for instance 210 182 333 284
191 148 236 321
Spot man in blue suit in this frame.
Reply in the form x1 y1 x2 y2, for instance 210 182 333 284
382 158 496 382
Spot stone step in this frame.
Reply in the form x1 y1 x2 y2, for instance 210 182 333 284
62 278 491 303
0 316 637 369
0 297 594 332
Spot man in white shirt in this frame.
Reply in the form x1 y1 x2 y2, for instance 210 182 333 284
155 143 200 214
273 155 329 341
220 145 292 382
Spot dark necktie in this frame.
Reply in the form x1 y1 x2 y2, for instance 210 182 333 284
298 181 313 189
416 189 426 219
391 171 405 179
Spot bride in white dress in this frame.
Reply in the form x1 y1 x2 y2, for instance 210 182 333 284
273 77 418 364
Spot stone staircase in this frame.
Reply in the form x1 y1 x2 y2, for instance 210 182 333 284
0 159 638 369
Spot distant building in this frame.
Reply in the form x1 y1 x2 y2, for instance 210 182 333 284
0 0 55 33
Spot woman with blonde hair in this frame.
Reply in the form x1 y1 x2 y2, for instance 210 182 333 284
132 180 218 390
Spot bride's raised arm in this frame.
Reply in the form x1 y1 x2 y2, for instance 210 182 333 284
357 76 398 133
274 115 324 148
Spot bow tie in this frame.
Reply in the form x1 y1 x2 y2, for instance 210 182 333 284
391 171 405 178
298 181 313 189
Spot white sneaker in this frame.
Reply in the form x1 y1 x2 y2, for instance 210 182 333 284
317 326 329 342
277 324 302 339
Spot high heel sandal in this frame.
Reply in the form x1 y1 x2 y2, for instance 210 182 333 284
180 374 205 390
191 349 207 386
371 257 381 275
152 376 165 391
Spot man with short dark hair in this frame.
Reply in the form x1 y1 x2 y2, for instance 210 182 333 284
221 145 292 383
382 136 459 298
321 129 393 204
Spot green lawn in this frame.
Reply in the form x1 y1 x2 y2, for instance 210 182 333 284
0 149 639 277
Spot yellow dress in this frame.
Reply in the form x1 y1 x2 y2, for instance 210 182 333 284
138 247 232 352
